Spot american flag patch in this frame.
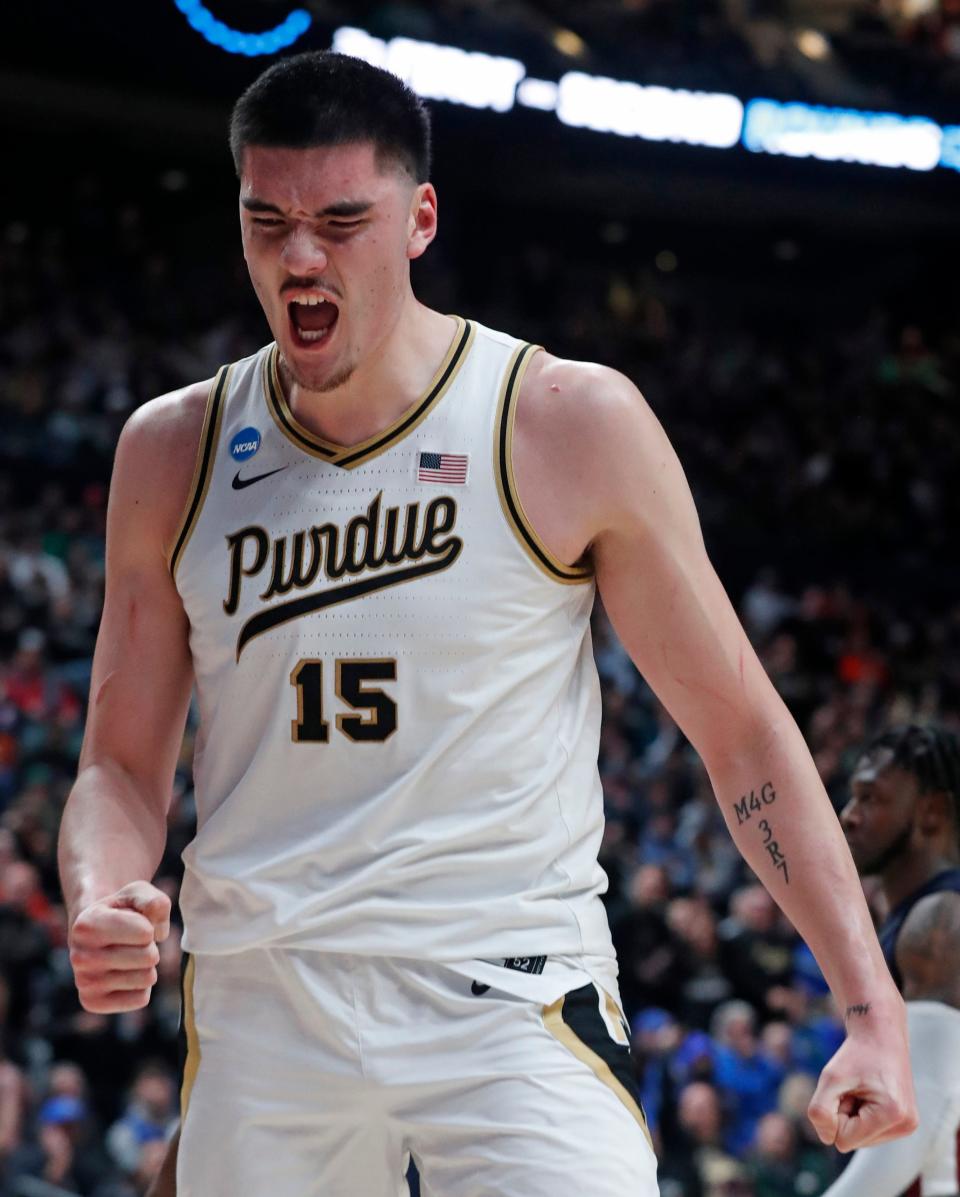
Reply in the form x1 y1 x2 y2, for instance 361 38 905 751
418 451 468 484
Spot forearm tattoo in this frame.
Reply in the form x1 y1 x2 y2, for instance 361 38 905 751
845 1002 871 1021
730 781 790 884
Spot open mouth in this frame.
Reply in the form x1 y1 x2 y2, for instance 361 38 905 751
287 295 340 349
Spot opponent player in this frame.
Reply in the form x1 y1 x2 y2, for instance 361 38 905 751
60 51 916 1196
822 725 960 1195
841 724 960 987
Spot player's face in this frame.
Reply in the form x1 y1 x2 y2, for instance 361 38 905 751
239 142 432 394
841 749 919 876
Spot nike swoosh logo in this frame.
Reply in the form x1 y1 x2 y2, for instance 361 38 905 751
471 980 491 995
236 539 462 659
232 466 289 490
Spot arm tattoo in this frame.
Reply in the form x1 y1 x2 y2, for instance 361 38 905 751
730 781 790 883
845 1002 871 1021
732 780 777 825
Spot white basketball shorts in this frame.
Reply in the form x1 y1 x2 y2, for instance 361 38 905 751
176 948 659 1196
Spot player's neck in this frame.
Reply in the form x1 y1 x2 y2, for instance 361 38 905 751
278 299 457 448
882 853 959 910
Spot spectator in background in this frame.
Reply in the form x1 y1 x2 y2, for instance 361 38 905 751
3 628 80 726
719 884 795 1014
711 1000 784 1155
659 1080 748 1197
748 1111 814 1197
610 864 687 1014
778 1071 838 1194
0 1030 26 1169
93 1139 171 1197
105 1063 178 1177
6 1094 88 1194
667 897 735 1028
0 859 52 1034
632 1006 686 1147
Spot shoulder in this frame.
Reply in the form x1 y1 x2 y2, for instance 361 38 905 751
514 349 690 541
896 890 960 1004
110 377 217 560
118 377 213 462
899 889 960 946
518 351 651 435
517 352 665 482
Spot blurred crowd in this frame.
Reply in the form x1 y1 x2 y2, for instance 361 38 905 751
0 157 956 1197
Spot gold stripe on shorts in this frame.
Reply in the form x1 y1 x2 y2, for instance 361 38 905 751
180 954 201 1121
543 991 653 1150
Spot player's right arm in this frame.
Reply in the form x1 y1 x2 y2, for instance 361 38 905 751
58 380 211 1014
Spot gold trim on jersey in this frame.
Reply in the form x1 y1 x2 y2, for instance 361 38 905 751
263 316 476 469
494 343 594 584
543 991 653 1149
179 955 201 1121
169 365 231 579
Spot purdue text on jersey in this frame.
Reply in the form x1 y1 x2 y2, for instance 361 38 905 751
223 491 462 657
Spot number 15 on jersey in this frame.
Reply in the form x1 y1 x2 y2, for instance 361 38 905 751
290 658 398 744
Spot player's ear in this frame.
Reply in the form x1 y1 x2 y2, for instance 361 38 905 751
917 788 951 836
407 182 437 260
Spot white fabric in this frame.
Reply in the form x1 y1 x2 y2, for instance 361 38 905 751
822 1002 960 1197
177 949 658 1197
174 318 616 972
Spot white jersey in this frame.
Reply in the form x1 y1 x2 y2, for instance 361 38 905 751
171 316 617 976
822 1002 960 1197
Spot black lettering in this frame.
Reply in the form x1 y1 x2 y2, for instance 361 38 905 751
761 781 776 804
766 841 786 867
424 496 457 554
362 493 387 571
224 527 269 615
290 660 329 743
382 502 423 564
344 495 384 575
733 796 750 825
261 530 321 600
320 522 349 581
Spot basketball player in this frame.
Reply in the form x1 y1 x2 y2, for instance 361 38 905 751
841 725 960 988
59 52 916 1196
821 726 960 1195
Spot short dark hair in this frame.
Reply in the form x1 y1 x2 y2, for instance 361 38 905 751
229 51 432 182
867 723 960 842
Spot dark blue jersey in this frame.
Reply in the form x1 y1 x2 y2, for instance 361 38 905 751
879 868 960 990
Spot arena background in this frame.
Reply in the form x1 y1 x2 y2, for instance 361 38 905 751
1 2 958 1195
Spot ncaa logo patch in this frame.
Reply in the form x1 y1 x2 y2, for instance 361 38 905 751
230 427 261 462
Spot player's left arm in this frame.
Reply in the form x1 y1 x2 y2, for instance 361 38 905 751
515 358 916 1150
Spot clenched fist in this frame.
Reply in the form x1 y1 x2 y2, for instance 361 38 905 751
807 1014 918 1152
68 881 171 1013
